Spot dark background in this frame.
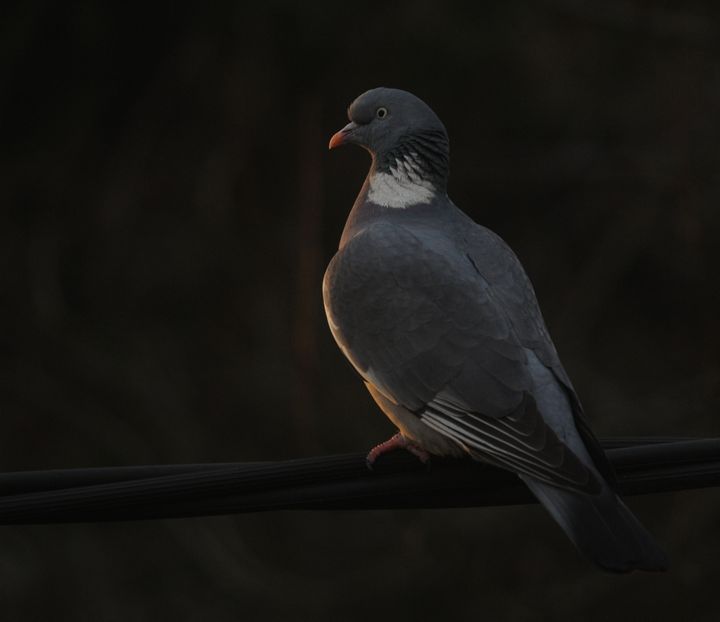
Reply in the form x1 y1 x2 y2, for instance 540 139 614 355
1 2 719 620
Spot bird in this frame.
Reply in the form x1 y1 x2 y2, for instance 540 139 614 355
323 87 668 573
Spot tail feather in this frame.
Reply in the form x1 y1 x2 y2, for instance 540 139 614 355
521 476 668 573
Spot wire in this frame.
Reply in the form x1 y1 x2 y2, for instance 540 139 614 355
0 438 717 525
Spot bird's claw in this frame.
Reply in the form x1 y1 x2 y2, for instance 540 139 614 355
366 433 431 470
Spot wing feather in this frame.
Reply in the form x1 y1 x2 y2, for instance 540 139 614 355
421 395 601 493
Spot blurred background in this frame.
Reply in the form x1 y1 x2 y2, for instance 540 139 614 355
1 1 719 620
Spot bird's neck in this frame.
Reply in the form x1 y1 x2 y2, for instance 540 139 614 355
339 159 450 250
364 131 450 210
338 131 450 248
365 160 437 209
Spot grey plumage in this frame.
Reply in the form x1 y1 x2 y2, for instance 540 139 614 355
324 87 667 572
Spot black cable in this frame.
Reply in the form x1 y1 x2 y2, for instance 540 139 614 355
0 438 717 525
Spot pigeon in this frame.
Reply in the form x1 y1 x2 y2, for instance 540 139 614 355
323 87 668 573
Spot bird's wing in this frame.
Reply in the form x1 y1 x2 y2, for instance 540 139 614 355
324 220 600 493
463 220 616 484
420 393 599 493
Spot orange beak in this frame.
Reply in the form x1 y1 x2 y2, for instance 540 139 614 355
328 122 358 150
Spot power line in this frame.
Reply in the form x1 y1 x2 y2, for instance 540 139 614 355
0 438 717 525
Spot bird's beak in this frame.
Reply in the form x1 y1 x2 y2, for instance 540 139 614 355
328 121 359 150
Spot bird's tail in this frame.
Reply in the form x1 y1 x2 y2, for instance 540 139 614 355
520 476 668 573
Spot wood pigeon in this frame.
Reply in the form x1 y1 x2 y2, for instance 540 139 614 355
323 87 668 573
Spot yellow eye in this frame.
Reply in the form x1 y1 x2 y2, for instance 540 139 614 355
376 107 388 119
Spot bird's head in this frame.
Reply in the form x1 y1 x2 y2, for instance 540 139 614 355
329 88 450 188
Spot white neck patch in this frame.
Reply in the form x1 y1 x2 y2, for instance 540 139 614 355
367 153 436 209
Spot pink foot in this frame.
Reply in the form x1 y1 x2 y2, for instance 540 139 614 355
366 433 431 468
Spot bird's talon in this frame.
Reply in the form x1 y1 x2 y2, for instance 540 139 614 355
366 433 430 468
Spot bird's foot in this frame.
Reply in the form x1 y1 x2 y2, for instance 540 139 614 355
366 433 431 469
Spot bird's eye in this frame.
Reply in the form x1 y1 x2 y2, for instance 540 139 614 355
376 107 388 119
